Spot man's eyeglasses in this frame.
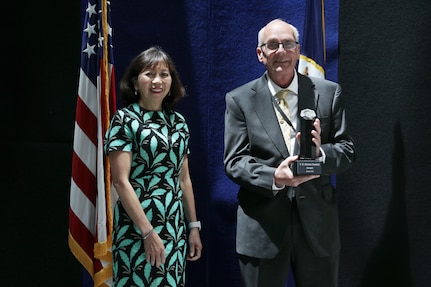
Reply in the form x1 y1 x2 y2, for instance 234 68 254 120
260 41 299 51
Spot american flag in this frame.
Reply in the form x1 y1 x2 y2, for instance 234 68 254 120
298 0 326 79
68 0 116 286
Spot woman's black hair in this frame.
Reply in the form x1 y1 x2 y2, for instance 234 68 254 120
119 46 186 109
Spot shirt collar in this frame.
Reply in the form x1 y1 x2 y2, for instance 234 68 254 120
267 70 298 96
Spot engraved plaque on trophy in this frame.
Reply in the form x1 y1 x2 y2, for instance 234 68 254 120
291 109 322 175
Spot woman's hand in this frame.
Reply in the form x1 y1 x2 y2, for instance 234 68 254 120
186 228 202 261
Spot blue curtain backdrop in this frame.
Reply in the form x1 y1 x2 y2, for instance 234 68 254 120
81 1 339 286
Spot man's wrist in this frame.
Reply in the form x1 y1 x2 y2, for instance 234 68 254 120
318 147 326 163
272 179 285 190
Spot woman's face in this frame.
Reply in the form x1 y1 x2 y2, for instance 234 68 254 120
135 61 172 109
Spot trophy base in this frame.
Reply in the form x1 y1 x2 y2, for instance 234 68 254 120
291 159 322 175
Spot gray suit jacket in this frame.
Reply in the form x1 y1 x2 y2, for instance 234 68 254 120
223 72 355 258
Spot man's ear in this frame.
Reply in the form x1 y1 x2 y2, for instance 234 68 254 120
257 48 264 62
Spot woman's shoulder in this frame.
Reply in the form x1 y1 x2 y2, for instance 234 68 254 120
165 109 186 121
115 103 141 116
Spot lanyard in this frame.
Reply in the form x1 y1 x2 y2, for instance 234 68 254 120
271 94 297 133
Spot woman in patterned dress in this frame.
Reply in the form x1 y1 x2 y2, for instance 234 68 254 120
104 46 202 287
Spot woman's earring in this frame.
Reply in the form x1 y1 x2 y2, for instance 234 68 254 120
134 90 138 96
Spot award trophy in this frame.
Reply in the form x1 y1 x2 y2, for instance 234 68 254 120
291 108 322 175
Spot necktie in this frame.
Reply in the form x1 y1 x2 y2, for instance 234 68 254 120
275 90 293 153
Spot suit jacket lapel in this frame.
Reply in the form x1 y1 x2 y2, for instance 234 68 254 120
297 73 317 111
295 74 318 155
253 74 290 158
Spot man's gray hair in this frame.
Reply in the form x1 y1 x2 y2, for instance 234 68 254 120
257 18 300 47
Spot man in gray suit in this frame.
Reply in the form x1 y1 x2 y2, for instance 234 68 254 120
223 19 355 287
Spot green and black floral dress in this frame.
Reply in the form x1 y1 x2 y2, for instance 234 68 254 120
104 103 189 287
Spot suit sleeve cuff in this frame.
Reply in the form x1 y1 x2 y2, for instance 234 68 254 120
272 179 285 196
317 147 326 163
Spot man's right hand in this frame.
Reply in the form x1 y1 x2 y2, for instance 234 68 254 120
274 155 320 187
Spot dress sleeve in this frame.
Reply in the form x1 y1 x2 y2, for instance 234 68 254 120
104 110 134 155
169 110 190 157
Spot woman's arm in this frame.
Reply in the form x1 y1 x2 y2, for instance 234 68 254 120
109 150 165 267
180 155 202 261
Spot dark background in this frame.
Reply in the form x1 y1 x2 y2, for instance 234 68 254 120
2 1 430 286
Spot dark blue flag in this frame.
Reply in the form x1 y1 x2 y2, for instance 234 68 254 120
298 0 326 78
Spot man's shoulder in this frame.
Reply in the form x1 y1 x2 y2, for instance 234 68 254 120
228 76 263 96
305 74 338 88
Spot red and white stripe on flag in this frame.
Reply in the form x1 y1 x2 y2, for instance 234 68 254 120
68 0 116 286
